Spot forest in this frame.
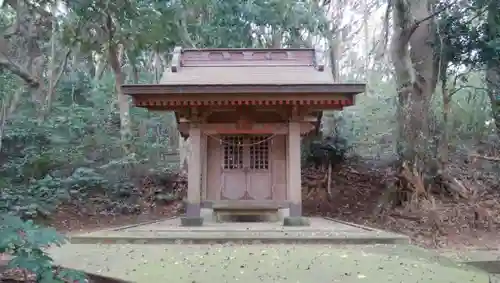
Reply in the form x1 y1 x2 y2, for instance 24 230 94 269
0 0 500 281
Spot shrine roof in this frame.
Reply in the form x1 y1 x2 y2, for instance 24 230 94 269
159 47 334 85
122 47 365 109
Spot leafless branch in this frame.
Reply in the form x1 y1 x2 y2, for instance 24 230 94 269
0 98 6 152
380 0 392 59
449 84 489 97
52 49 71 90
470 154 500 162
401 0 457 47
410 2 454 33
0 55 39 87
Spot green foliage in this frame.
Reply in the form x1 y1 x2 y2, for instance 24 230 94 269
303 114 354 167
305 135 352 168
438 0 500 67
0 175 67 219
67 167 107 195
0 69 178 220
0 214 86 282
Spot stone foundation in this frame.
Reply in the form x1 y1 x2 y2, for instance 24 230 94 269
283 217 310 226
180 217 204 226
200 208 290 223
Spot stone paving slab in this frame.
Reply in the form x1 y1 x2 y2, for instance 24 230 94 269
48 244 489 283
69 217 409 245
125 217 362 231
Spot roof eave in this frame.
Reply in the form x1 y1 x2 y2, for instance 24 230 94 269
121 83 366 96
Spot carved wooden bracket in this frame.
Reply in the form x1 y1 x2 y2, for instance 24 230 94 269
190 106 200 122
290 105 300 121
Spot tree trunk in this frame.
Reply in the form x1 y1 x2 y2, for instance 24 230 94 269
388 0 469 207
440 82 450 165
486 67 500 136
27 39 45 105
271 29 282 48
108 43 132 154
486 0 500 137
46 2 57 112
362 0 370 75
0 98 7 152
328 0 343 81
39 5 70 121
126 51 140 84
436 15 451 168
391 0 435 159
6 87 23 117
131 63 139 84
94 54 107 81
319 0 343 138
153 50 163 84
390 0 436 206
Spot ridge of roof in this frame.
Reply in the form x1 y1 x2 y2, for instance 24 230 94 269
169 46 325 73
164 46 330 85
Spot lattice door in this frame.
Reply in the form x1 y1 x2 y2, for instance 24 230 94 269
249 136 270 170
246 136 272 200
220 135 272 201
220 135 246 200
222 136 244 170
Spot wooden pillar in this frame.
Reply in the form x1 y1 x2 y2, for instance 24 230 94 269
186 125 202 218
201 133 208 201
287 121 302 217
179 133 190 174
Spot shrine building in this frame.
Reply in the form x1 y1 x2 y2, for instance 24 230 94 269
122 47 365 226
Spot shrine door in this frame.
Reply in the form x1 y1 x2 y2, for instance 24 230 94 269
220 135 272 201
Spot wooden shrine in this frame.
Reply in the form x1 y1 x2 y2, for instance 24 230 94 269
122 47 365 226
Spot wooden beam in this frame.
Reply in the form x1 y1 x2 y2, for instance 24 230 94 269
202 123 288 135
178 122 315 136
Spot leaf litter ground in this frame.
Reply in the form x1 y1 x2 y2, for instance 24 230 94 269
302 156 500 250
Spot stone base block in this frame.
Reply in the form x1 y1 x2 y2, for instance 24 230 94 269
180 217 204 227
283 216 310 226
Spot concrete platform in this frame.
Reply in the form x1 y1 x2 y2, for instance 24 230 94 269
69 217 409 245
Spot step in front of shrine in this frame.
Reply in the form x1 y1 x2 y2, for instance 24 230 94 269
69 217 409 245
